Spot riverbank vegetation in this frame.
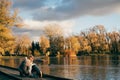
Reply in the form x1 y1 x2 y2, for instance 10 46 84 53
1 0 120 56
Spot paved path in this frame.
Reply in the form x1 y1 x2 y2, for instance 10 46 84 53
0 73 13 80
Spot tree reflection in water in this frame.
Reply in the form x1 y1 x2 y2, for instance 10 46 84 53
1 56 120 80
110 55 119 66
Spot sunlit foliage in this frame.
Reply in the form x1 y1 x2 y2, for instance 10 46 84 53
0 25 15 55
65 36 80 53
39 35 50 55
43 24 64 55
14 35 31 55
0 0 22 55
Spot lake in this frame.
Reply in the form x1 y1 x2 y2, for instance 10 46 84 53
0 55 120 80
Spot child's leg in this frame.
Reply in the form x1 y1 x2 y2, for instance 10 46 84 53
28 65 32 76
40 71 42 78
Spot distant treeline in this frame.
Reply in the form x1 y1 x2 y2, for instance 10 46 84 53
1 25 120 56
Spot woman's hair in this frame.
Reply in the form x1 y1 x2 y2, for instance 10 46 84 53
27 55 34 59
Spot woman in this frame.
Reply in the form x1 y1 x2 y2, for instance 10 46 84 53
18 57 29 77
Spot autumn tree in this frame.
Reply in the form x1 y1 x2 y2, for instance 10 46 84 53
107 31 120 54
14 35 31 55
43 24 64 55
77 25 110 55
53 36 65 54
78 35 91 54
83 25 109 53
0 0 21 55
0 26 15 55
39 35 50 55
65 36 80 53
91 25 109 53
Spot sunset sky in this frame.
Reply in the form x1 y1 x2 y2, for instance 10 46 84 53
12 0 120 41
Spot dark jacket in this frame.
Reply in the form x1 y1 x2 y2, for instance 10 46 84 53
18 60 29 76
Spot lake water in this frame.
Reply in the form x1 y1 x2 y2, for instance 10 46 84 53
0 55 120 80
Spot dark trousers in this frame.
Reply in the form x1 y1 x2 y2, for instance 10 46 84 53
32 65 42 78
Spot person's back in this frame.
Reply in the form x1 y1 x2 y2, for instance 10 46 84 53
18 57 29 76
31 64 42 78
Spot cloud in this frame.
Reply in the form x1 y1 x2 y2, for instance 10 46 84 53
12 19 75 41
12 0 45 10
12 26 43 41
36 0 120 20
24 19 75 33
13 0 120 21
12 0 120 40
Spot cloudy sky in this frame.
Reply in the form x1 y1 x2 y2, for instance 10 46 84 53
12 0 120 41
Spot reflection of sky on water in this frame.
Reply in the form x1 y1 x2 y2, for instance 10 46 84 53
0 56 120 80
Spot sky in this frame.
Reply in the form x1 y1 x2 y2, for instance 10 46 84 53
11 0 120 41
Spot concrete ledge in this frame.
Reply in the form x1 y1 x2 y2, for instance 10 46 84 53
0 70 22 80
0 65 73 80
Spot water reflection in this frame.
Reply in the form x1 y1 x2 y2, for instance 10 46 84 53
0 57 22 67
110 56 119 66
1 56 120 80
63 56 78 65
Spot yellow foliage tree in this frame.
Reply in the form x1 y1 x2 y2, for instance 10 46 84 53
14 35 31 55
43 24 64 55
0 0 21 55
65 36 80 53
39 35 50 55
